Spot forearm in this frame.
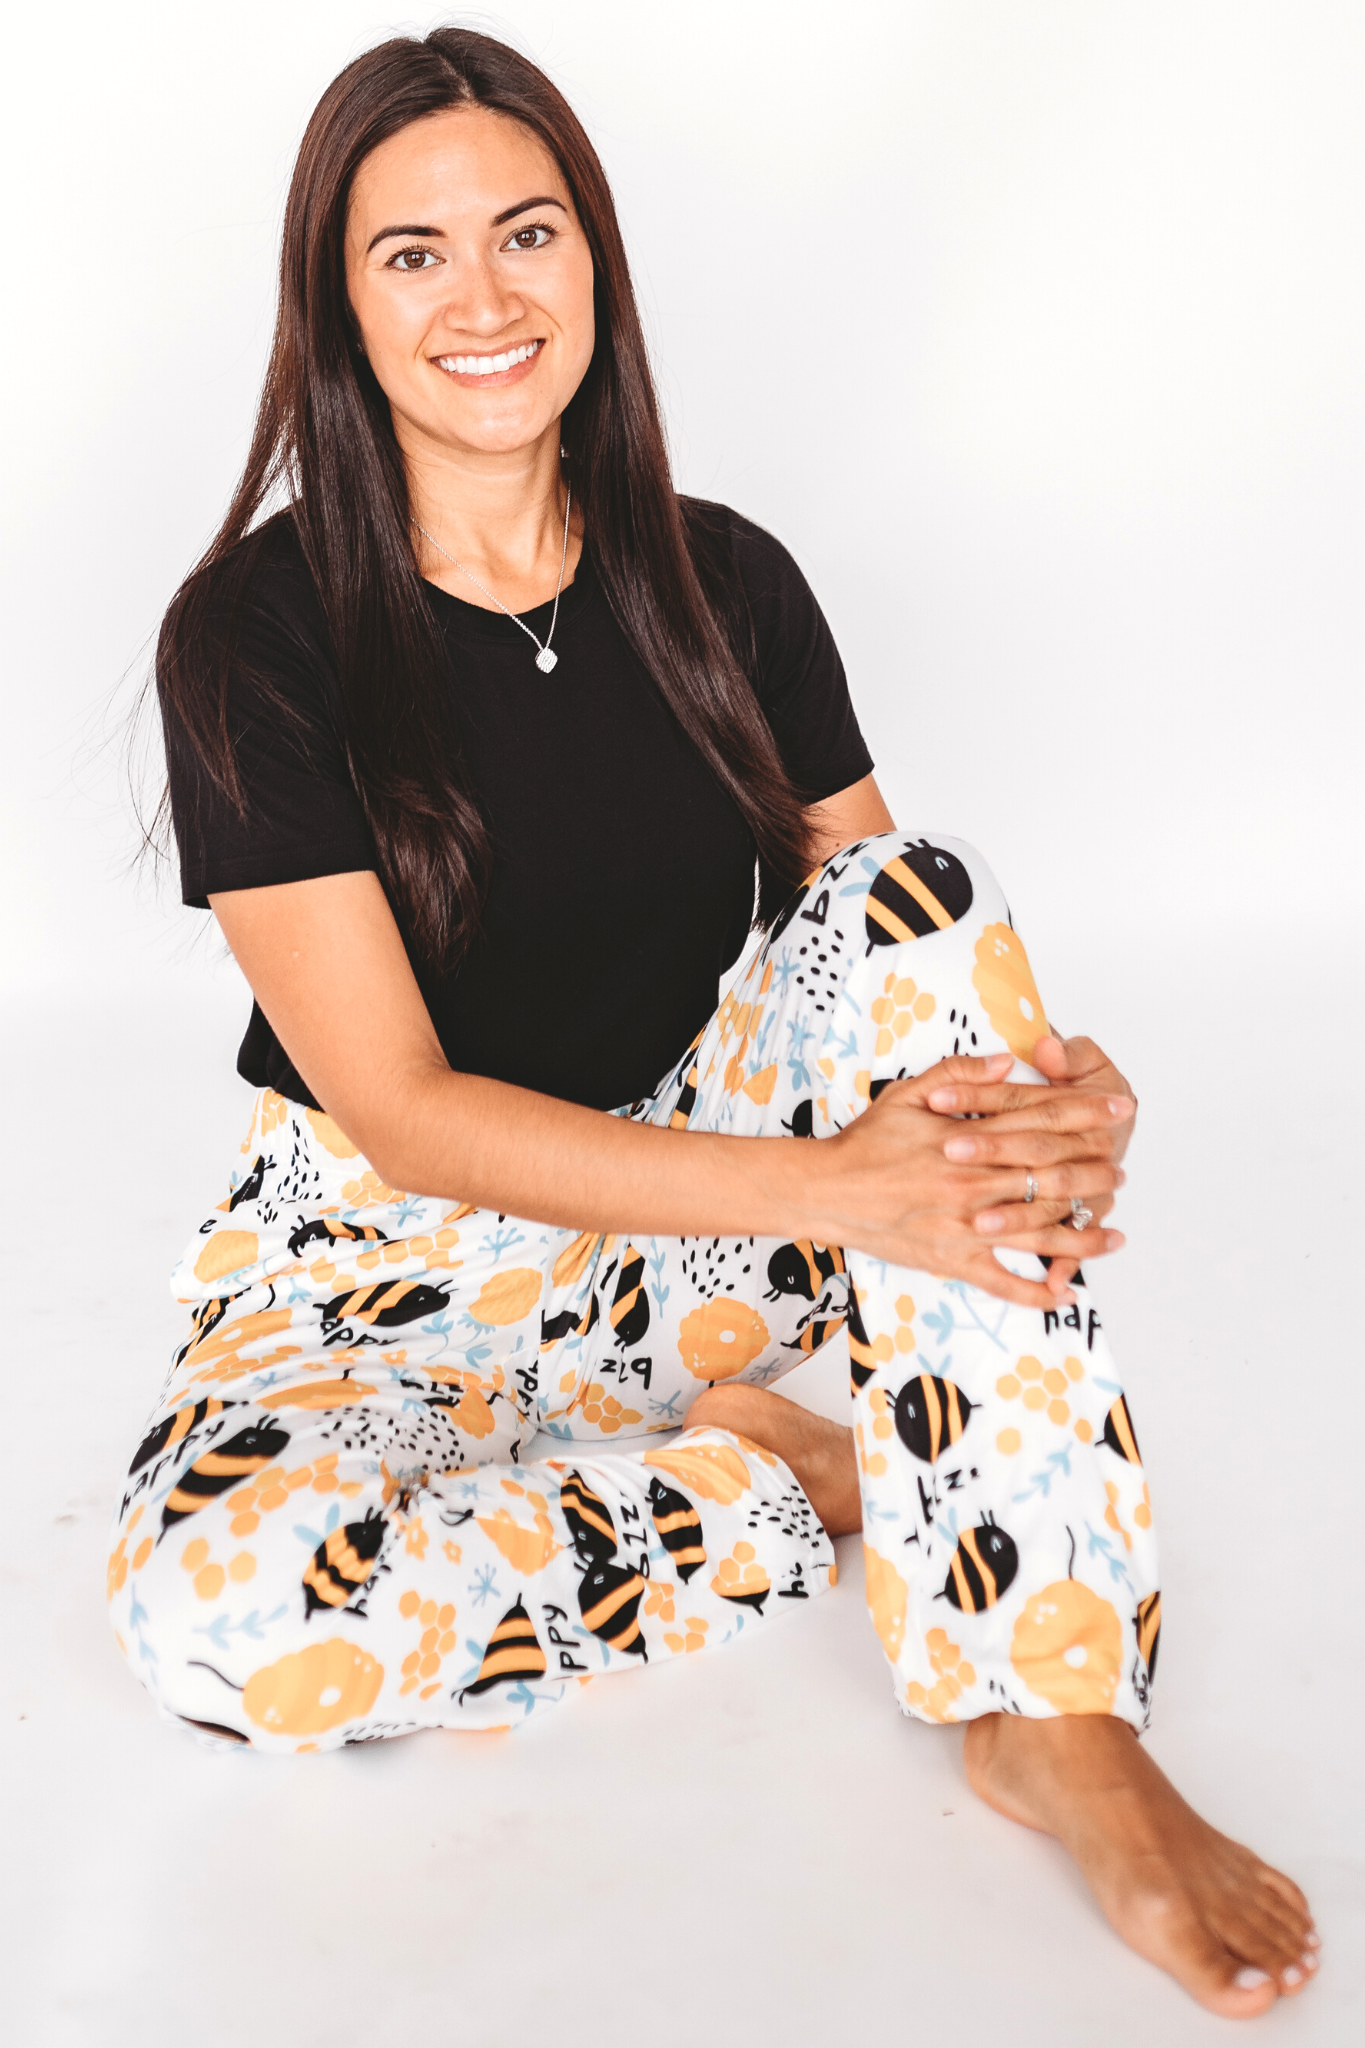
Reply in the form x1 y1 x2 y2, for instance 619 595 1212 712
376 1061 818 1239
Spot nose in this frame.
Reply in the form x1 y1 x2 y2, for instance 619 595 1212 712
435 252 523 343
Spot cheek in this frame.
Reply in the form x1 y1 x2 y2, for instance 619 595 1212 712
351 280 430 371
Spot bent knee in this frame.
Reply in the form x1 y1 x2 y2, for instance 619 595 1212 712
791 831 1007 948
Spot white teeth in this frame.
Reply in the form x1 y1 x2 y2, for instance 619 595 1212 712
438 340 541 376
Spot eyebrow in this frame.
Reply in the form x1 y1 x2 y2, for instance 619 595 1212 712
366 196 567 253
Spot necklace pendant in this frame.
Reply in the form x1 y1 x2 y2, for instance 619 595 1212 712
535 647 558 674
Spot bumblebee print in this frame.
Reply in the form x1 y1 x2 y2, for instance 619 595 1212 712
865 838 974 948
942 1519 1019 1614
647 1476 706 1581
460 1598 548 1700
288 1216 389 1258
302 1509 388 1619
129 1396 232 1475
108 831 1157 1752
764 1240 845 1304
608 1246 650 1347
669 1061 699 1130
321 1277 452 1332
160 1421 292 1538
893 1374 974 1463
1103 1393 1143 1465
787 1315 846 1359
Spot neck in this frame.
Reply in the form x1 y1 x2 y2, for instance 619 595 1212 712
401 420 580 611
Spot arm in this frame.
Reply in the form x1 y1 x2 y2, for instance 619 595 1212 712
209 780 1128 1309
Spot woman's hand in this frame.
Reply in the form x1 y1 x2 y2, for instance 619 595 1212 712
802 1051 1132 1311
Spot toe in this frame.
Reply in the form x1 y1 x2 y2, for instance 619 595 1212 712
1255 1860 1313 1924
1118 1885 1278 2018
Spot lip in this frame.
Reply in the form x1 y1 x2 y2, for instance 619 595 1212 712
431 339 545 389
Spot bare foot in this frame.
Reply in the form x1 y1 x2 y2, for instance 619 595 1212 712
964 1713 1318 2017
686 1385 862 1536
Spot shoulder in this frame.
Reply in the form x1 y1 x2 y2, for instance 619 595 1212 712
197 510 331 656
679 496 811 598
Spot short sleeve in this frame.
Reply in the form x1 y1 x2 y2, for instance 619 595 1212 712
724 510 874 802
163 526 377 908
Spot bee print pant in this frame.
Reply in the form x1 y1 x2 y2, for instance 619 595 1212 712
108 833 1160 1753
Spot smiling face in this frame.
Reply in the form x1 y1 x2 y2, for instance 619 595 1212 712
345 106 596 462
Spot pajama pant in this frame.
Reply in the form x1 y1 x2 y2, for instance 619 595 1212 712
107 833 1160 1753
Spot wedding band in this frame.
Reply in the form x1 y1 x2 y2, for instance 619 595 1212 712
1024 1171 1039 1205
1070 1198 1093 1231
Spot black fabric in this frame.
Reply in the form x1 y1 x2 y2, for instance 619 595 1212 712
166 501 873 1112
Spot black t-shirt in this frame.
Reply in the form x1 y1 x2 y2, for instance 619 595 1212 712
166 503 873 1112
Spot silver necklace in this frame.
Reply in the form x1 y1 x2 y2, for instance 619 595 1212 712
415 485 572 674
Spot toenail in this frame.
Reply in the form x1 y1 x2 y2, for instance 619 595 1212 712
1301 1953 1318 1972
1305 1930 1322 1948
1233 1967 1271 1989
1281 1966 1303 1986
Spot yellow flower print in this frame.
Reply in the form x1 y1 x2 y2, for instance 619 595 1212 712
906 1627 978 1722
993 1354 1089 1452
677 1298 770 1381
870 972 936 1057
971 924 1048 1064
1011 1580 1122 1714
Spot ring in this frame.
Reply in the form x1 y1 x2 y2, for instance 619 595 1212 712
1024 1171 1039 1205
1070 1198 1093 1231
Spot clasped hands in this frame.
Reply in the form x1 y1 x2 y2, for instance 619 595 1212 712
811 1033 1136 1312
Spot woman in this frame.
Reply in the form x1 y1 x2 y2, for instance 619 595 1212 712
111 27 1315 2018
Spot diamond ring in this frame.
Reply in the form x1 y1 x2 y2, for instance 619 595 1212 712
1024 1171 1039 1205
1070 1198 1094 1231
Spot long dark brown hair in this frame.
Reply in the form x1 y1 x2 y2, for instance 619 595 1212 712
156 25 811 967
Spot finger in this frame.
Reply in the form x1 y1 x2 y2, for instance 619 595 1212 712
901 1053 1014 1104
1044 1255 1081 1293
971 1190 1118 1234
959 1255 1078 1312
1031 1033 1104 1080
929 1083 1135 1130
944 1120 1131 1167
972 1094 1135 1139
981 1223 1126 1259
964 1166 1123 1210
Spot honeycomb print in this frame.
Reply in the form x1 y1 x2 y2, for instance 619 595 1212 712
109 833 1156 1749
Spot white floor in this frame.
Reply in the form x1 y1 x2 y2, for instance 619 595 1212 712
4 928 1363 2046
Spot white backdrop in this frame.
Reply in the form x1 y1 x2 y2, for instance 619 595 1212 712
3 0 1362 1004
6 11 1365 2040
